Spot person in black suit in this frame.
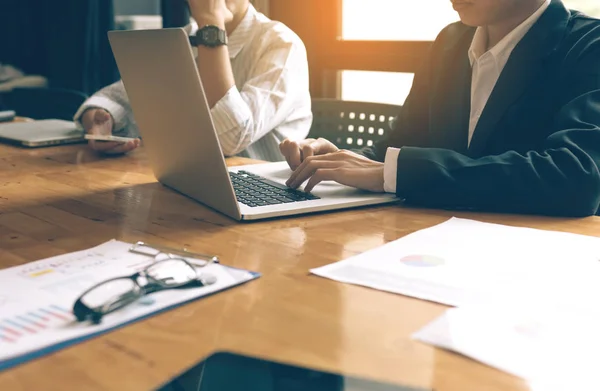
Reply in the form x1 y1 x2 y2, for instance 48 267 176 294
280 0 600 217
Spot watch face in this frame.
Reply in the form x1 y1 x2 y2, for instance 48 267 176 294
197 25 226 47
202 27 219 43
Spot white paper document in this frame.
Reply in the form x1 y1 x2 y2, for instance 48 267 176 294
310 217 600 308
0 240 258 370
413 304 600 389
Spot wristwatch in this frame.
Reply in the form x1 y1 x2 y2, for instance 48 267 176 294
191 25 228 48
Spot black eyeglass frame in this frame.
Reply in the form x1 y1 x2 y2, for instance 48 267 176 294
73 243 217 324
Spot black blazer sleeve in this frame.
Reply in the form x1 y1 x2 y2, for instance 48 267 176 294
395 44 600 217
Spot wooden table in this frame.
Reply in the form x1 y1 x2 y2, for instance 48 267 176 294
0 142 598 391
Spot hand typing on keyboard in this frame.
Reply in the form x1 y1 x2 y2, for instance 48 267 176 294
230 171 319 208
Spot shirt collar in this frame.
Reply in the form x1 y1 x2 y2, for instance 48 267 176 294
468 0 550 66
184 4 257 59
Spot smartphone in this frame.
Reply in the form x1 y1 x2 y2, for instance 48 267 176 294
84 134 137 143
157 351 430 391
0 110 16 123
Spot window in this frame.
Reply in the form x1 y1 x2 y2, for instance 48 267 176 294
340 0 600 106
563 0 600 17
341 71 414 105
341 0 458 105
342 0 458 41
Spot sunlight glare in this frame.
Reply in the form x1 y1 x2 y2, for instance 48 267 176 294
342 0 459 41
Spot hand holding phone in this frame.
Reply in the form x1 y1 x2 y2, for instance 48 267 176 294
82 108 140 154
84 133 140 155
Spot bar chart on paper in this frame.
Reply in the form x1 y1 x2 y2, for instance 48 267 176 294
0 240 260 371
0 305 73 344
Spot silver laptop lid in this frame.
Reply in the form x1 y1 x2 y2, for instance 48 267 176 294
108 28 241 220
0 120 84 147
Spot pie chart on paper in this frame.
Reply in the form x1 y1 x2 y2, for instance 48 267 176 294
400 254 445 267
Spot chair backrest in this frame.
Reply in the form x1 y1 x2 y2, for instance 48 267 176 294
3 87 88 121
308 98 401 149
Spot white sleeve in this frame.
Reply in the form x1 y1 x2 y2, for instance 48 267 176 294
73 81 138 137
383 147 401 193
209 37 309 156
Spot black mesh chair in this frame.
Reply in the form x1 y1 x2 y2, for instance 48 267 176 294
308 98 401 149
2 87 88 121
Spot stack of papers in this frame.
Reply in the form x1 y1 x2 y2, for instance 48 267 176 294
0 240 259 371
311 217 600 308
413 303 600 389
311 217 600 384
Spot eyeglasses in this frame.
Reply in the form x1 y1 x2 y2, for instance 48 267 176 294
72 242 218 324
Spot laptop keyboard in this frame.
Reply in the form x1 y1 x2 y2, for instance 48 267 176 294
229 170 320 208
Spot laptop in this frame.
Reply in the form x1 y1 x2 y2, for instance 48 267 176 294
0 119 84 147
108 28 398 221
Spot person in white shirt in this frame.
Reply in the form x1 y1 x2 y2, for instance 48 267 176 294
76 0 312 162
280 0 600 217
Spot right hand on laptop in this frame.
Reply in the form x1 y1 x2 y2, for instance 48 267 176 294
279 138 339 170
82 108 140 154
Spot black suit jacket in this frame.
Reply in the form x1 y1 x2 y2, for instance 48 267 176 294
362 0 600 217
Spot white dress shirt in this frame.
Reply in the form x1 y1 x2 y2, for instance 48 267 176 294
74 4 312 162
383 0 550 193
